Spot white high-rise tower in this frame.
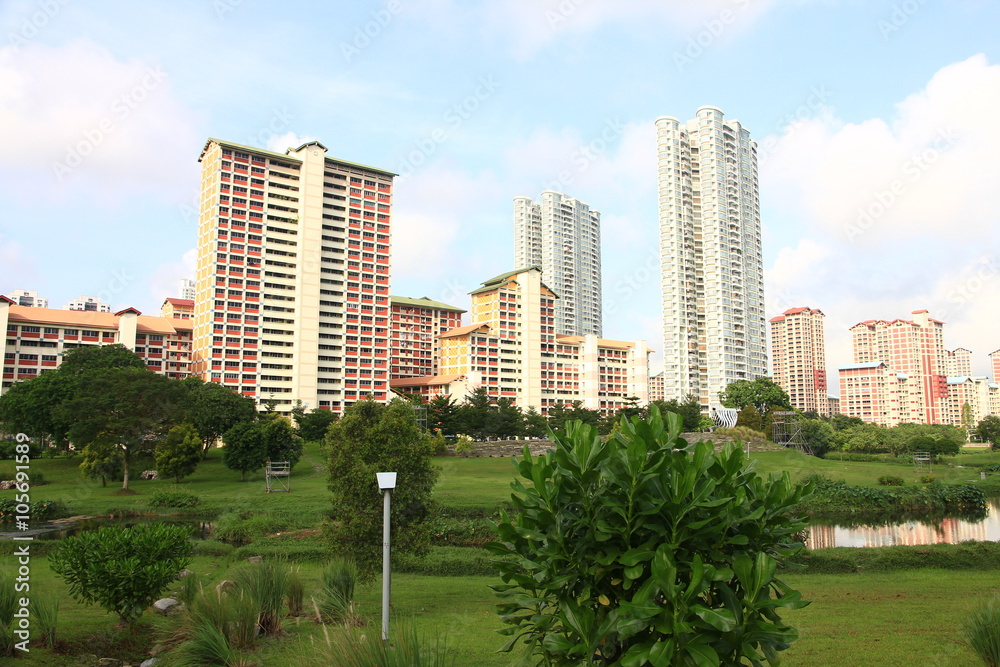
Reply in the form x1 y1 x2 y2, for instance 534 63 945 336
513 191 602 337
656 107 766 408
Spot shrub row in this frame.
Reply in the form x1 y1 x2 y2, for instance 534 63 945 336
797 475 988 519
147 491 200 508
794 541 1000 573
0 498 66 521
396 546 511 577
427 515 496 547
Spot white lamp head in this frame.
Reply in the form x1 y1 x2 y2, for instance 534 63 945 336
376 472 397 490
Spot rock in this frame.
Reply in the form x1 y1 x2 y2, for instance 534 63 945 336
140 470 159 480
0 480 16 490
177 569 194 579
247 556 262 563
98 659 124 667
215 579 237 594
153 598 180 615
141 659 160 667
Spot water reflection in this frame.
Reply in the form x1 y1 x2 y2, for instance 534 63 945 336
0 517 213 541
807 498 1000 549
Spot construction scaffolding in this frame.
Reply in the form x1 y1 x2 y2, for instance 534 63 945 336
265 460 291 493
771 412 812 456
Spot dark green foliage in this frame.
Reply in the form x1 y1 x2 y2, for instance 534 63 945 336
155 423 202 483
794 541 1000 573
233 539 329 563
719 377 793 413
0 498 66 520
522 406 548 438
877 474 905 486
831 423 905 454
736 403 764 432
191 540 236 558
977 415 1000 449
427 394 460 435
180 377 259 460
396 546 509 577
58 343 148 374
326 399 439 580
0 437 43 459
222 421 267 481
296 408 337 442
79 440 124 487
318 559 358 622
799 474 987 518
48 523 193 625
830 413 865 431
261 417 302 468
57 367 185 490
487 408 811 665
458 387 493 439
213 510 302 545
427 514 497 547
798 418 835 457
234 559 291 635
649 394 702 431
148 490 201 508
547 400 602 436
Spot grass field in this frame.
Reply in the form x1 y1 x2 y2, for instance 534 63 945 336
2 441 1000 664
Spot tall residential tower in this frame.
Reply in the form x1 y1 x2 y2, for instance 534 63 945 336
513 191 602 337
655 107 766 408
769 307 827 414
193 139 395 414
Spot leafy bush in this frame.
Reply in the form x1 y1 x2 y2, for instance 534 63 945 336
487 409 811 665
963 595 1000 666
427 515 496 547
155 423 202 483
148 490 201 509
794 542 1000 573
878 475 905 486
715 425 769 442
49 523 193 625
799 475 987 518
0 438 43 460
213 510 300 545
920 475 936 484
454 435 474 456
0 498 66 521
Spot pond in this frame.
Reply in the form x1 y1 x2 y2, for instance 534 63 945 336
807 498 1000 549
0 517 213 541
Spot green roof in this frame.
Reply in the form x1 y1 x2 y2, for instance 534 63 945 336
199 138 397 176
468 266 557 297
390 295 466 312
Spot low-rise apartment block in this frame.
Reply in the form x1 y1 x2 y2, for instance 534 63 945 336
390 296 464 380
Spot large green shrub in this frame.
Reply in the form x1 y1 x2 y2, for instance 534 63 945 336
487 409 811 666
155 423 202 483
49 523 193 625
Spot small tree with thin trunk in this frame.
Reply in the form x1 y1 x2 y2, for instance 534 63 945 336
223 421 267 481
155 423 202 483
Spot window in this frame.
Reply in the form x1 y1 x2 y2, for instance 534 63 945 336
43 327 58 334
81 330 98 337
21 326 40 333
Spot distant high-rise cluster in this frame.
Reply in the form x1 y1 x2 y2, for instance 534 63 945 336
4 289 48 308
655 107 766 408
513 191 602 337
65 295 111 312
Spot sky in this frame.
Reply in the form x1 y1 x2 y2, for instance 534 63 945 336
1 0 998 392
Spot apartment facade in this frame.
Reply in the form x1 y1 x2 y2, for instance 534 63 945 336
1 297 193 391
392 268 649 414
5 290 48 308
648 371 666 403
655 107 766 409
769 307 827 415
389 296 464 380
193 138 394 413
513 191 602 337
161 298 194 320
65 296 111 312
945 348 972 377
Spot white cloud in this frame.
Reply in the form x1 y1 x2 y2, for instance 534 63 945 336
0 40 201 203
264 131 319 153
761 55 1000 383
148 248 197 310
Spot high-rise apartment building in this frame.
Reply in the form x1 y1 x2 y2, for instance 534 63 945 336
513 191 602 337
839 310 948 425
991 349 1000 384
65 296 111 312
389 296 464 380
390 268 649 414
648 371 666 403
769 307 827 415
655 107 766 409
945 348 972 377
179 278 197 301
5 290 48 308
193 139 394 413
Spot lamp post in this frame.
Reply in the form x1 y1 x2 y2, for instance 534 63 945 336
376 471 397 644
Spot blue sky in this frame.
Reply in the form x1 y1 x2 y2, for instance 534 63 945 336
1 0 998 387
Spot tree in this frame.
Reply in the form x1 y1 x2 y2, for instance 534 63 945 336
486 397 523 439
181 377 259 459
831 414 864 431
487 409 810 664
49 523 192 625
458 387 493 439
155 423 202 483
261 417 302 468
798 418 835 457
0 371 74 449
56 367 184 490
427 394 460 436
57 343 148 375
79 440 123 488
977 416 1000 450
222 421 267 481
523 407 548 439
652 395 702 431
736 404 764 432
719 377 792 414
297 408 337 442
961 402 976 432
325 399 438 579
